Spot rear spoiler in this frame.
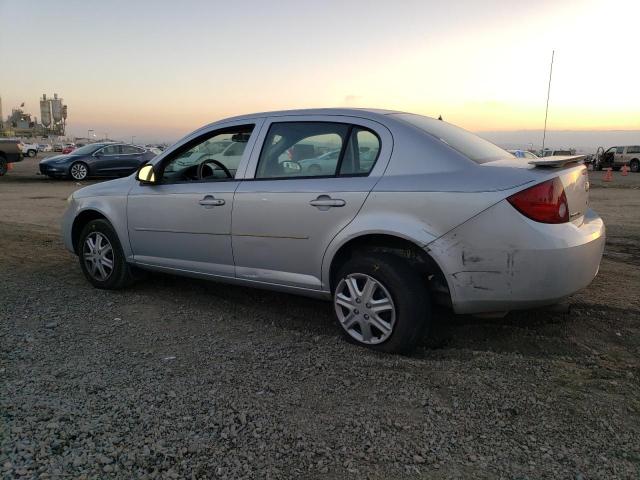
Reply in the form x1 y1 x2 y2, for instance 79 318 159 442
528 155 586 168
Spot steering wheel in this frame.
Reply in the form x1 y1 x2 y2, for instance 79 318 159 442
197 159 232 180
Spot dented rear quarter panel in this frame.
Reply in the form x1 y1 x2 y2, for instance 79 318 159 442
427 200 605 314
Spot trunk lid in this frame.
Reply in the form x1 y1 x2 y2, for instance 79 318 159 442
483 156 590 226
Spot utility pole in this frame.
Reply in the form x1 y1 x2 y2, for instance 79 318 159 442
541 50 554 155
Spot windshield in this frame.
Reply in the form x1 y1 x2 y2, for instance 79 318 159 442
394 113 513 164
70 144 103 156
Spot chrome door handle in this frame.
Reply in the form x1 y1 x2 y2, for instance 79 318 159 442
309 195 346 209
199 195 225 207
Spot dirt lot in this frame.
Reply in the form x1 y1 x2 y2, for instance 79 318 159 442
1 156 639 479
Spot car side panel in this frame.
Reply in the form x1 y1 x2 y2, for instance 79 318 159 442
320 189 508 291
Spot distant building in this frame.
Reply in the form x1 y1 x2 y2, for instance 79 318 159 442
1 93 68 138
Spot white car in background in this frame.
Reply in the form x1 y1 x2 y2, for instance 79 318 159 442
508 149 538 160
20 142 39 157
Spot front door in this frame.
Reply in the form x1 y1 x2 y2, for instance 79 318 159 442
92 144 122 175
232 118 392 291
127 122 259 277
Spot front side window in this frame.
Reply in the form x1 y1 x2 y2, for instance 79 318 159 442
162 125 254 183
616 146 624 154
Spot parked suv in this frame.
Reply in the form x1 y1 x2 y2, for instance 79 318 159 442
62 109 604 353
595 146 640 172
0 139 24 176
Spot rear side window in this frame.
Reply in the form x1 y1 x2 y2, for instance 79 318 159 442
122 145 143 154
394 113 511 164
101 145 121 155
339 128 380 175
627 146 640 154
256 122 380 179
256 122 348 178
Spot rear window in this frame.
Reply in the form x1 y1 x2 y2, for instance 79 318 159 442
393 113 512 164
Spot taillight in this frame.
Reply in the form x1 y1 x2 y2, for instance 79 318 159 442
507 177 569 224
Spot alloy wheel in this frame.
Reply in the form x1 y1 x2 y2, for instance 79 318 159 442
334 273 396 345
83 232 114 281
71 163 88 180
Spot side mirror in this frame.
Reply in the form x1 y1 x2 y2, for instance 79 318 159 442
136 164 157 184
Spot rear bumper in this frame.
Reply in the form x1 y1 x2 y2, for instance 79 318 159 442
428 201 605 314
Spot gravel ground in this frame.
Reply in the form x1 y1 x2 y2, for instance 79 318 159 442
1 157 639 479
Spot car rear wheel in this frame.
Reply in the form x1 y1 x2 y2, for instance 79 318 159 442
78 219 134 289
333 253 430 354
27 149 37 157
70 162 88 180
630 159 640 173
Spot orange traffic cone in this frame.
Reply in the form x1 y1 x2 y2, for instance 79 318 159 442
621 164 629 176
603 168 613 182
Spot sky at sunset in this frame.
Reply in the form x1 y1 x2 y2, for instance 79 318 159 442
1 0 638 145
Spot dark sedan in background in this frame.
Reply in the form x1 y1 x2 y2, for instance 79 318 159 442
39 143 156 180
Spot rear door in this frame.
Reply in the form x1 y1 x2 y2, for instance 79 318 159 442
232 115 393 291
119 145 148 174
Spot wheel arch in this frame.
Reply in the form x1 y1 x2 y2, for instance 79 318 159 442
324 232 452 307
71 209 110 253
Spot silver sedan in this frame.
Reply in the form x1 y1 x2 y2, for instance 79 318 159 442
62 108 605 354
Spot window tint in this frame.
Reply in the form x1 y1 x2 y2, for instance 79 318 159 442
339 128 380 175
256 122 349 178
122 145 142 154
162 125 254 182
101 145 121 155
616 146 625 154
121 145 143 154
224 142 246 156
627 146 640 154
394 113 511 164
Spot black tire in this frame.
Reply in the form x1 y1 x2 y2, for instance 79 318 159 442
630 159 640 173
0 156 7 176
333 253 430 354
78 219 134 289
69 161 89 181
27 149 37 158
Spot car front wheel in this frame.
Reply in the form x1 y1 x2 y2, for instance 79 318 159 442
630 159 640 173
70 162 88 180
333 253 430 354
78 219 134 289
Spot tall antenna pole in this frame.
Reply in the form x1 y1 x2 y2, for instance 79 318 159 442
541 50 554 154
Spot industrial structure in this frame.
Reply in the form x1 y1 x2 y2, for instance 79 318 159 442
0 93 68 137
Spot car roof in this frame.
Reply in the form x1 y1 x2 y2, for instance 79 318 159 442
219 107 405 123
